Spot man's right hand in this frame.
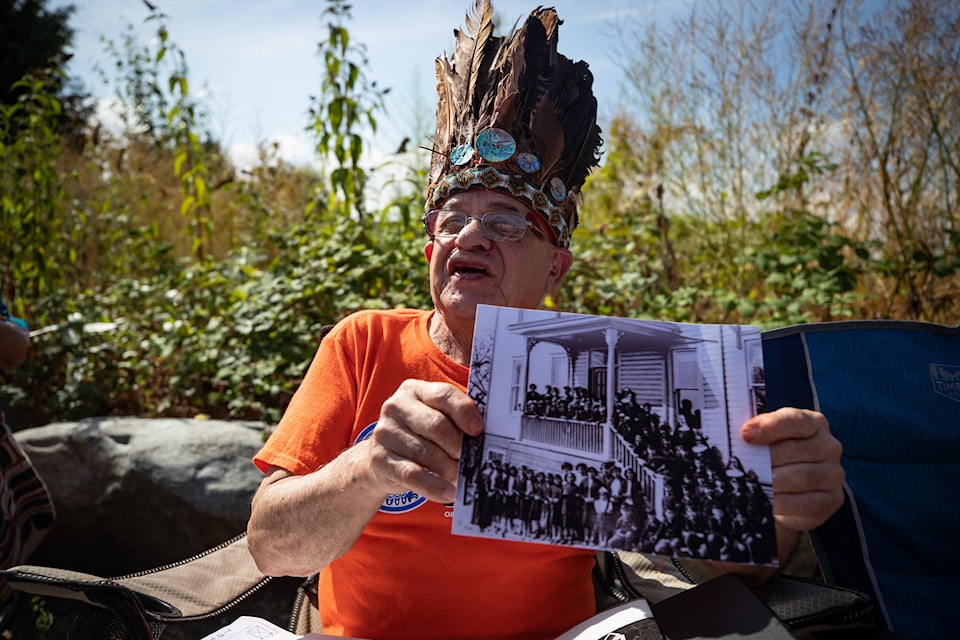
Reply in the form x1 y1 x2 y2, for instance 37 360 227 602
366 379 484 504
248 378 484 576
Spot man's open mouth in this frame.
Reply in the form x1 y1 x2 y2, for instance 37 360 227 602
454 265 487 275
449 259 490 276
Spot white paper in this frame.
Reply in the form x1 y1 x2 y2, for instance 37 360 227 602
554 599 655 640
199 616 299 640
200 615 364 640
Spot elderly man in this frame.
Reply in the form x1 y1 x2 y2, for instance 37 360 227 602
246 2 844 638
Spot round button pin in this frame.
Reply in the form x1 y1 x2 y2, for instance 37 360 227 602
476 128 517 162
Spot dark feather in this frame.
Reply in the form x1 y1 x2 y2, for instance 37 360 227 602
460 0 495 115
517 15 551 123
560 64 602 190
530 90 564 176
431 57 457 183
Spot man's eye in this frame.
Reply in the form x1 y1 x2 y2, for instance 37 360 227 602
437 215 464 232
490 215 524 232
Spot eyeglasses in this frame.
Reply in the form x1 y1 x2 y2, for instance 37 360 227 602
421 209 548 243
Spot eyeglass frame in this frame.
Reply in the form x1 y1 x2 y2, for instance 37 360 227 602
421 209 552 244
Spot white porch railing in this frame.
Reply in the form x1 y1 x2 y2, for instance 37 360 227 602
520 415 603 454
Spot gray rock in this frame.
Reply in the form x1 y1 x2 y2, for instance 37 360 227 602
14 417 268 576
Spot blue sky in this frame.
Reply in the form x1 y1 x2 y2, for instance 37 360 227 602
56 0 694 169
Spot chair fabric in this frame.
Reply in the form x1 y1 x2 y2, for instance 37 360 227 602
1 533 276 639
762 320 960 640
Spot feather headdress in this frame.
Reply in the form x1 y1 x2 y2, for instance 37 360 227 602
425 0 603 248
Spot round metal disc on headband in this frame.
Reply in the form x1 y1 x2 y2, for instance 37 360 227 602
476 128 517 162
516 152 541 173
549 177 567 202
450 144 475 166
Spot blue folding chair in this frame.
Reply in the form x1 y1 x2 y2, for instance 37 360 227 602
763 320 960 640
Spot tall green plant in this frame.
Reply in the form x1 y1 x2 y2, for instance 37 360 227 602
0 68 71 306
307 0 387 222
149 3 216 260
99 2 219 260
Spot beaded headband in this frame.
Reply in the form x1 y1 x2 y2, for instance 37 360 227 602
425 0 603 249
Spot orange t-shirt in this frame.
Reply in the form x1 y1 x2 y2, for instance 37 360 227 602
255 308 597 640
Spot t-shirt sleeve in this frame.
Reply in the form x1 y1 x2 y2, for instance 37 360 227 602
254 321 359 475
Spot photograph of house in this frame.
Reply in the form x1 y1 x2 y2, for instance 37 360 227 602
452 305 777 565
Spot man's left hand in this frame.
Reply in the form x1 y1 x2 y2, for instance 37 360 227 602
741 407 845 532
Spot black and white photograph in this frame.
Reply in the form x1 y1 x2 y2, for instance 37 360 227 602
452 305 778 566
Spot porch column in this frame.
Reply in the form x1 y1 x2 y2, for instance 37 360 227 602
603 328 621 458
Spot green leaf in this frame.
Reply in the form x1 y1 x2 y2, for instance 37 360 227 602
174 151 188 177
195 176 208 203
180 195 196 216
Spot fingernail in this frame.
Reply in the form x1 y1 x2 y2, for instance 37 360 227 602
742 425 760 442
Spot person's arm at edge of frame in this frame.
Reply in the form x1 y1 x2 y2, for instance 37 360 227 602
246 379 485 578
703 406 845 586
0 318 30 371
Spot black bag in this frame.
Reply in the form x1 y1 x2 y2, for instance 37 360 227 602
595 550 875 639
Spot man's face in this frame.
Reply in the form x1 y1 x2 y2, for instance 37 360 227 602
424 189 572 331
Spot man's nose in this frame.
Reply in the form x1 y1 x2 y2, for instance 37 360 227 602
461 216 483 232
455 216 491 247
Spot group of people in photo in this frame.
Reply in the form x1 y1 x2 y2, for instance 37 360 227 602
466 388 777 563
523 383 606 423
613 389 706 464
469 458 646 548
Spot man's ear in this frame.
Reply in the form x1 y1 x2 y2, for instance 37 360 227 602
546 247 573 292
424 241 434 263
